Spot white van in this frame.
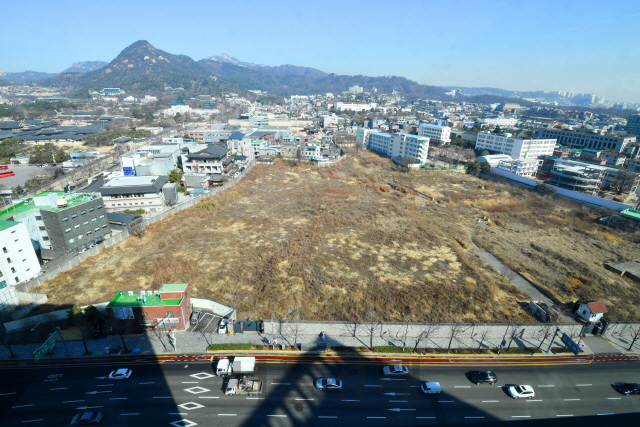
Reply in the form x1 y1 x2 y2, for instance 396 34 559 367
420 381 442 394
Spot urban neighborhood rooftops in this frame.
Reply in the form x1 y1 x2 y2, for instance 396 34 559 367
100 176 168 195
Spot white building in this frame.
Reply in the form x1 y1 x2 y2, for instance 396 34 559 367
496 158 540 177
99 176 169 214
0 221 41 287
482 117 518 127
356 127 373 147
368 132 429 164
418 123 452 144
322 115 340 128
475 132 556 159
333 102 376 112
348 85 363 94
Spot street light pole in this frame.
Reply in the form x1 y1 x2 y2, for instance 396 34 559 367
403 317 410 350
498 319 512 355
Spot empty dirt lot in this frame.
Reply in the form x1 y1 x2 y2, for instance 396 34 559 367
35 151 640 321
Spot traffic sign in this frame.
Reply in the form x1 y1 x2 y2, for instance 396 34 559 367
32 334 56 362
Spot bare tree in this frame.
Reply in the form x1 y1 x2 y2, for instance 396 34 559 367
626 324 640 351
361 310 381 350
295 146 302 166
537 324 555 351
286 306 302 350
116 320 136 354
507 326 519 350
413 324 439 352
69 305 100 356
402 156 416 173
476 327 490 353
447 324 464 353
129 218 146 239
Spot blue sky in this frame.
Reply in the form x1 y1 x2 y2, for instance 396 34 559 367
1 0 639 103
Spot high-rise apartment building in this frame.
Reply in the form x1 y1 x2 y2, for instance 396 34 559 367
476 132 556 159
418 124 451 144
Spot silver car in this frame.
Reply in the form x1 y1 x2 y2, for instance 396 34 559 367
507 385 535 399
315 377 342 390
383 365 409 377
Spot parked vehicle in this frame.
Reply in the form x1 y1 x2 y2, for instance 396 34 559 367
383 365 409 377
108 368 132 380
216 356 256 377
420 381 442 394
218 318 228 334
70 412 103 424
616 383 640 395
315 377 342 390
224 378 263 396
190 311 201 325
471 371 498 385
507 385 535 399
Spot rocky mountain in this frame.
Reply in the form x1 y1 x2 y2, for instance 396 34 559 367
63 61 108 73
0 69 57 83
203 54 327 78
43 40 214 91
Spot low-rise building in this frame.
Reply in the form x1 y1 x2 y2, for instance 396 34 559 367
600 151 627 167
106 283 192 331
496 158 540 177
418 123 451 144
475 131 556 159
537 128 634 153
368 132 429 164
99 176 169 214
576 301 608 323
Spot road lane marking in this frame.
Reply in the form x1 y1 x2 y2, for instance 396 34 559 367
416 417 436 419
482 400 499 402
121 413 139 416
318 416 338 419
153 396 173 399
389 400 408 403
50 388 67 390
63 400 84 403
365 385 382 387
410 386 421 388
556 415 573 417
367 417 386 419
199 396 219 399
97 384 113 387
576 384 592 386
267 415 287 417
564 399 580 401
169 413 187 415
527 400 543 402
246 397 264 400
271 383 291 385
295 398 314 401
21 420 43 423
439 401 454 403
598 413 615 415
538 385 554 387
182 382 199 384
342 400 360 402
465 417 484 419
0 392 17 396
454 386 471 388
139 382 154 384
218 414 237 416
512 416 531 418
110 398 128 400
608 398 621 400
12 405 33 408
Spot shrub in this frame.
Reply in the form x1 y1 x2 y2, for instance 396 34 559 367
496 347 543 355
207 344 253 351
373 346 413 354
122 208 146 215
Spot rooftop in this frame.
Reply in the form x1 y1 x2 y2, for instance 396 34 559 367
106 290 182 308
103 176 160 187
0 220 20 231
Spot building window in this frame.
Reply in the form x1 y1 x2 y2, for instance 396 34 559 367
83 221 89 226
74 224 80 229
81 210 86 215
100 215 105 219
2 247 6 253
89 208 94 212
142 312 148 318
42 237 49 241
11 267 16 273
72 214 77 219
7 258 11 263
62 217 68 222
35 216 42 220
69 238 75 243
39 226 46 231
103 224 107 228
166 311 173 317
92 218 97 222
97 205 102 209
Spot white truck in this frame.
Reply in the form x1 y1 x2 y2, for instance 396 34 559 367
224 378 263 396
215 356 256 377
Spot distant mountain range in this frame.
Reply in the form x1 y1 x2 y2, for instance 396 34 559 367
0 61 108 84
63 61 108 74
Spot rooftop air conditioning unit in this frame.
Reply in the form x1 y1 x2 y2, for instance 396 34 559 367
128 291 134 296
56 197 68 208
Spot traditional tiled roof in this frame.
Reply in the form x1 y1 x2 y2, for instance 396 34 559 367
586 301 608 314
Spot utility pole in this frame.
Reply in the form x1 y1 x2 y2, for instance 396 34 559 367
498 319 512 355
403 317 410 350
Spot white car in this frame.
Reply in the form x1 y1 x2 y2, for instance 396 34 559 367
383 365 409 377
507 384 535 399
108 368 132 380
218 318 228 334
420 381 441 394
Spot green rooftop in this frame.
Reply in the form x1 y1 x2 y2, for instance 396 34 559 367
621 209 640 221
0 192 99 221
107 291 183 308
0 220 20 231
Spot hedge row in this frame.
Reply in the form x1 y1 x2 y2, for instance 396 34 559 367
207 344 253 351
498 347 543 354
373 346 413 354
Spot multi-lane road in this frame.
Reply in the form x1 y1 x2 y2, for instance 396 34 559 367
1 359 639 426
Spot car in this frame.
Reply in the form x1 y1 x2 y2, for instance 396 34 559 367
383 365 409 377
507 385 535 399
218 318 228 334
420 381 442 394
190 311 201 325
616 383 640 395
315 377 343 390
108 368 132 380
70 412 103 425
471 371 498 385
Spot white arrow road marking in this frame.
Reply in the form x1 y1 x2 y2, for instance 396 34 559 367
389 400 408 403
76 406 103 410
110 398 128 400
94 377 108 380
139 382 154 385
367 417 386 419
318 416 338 419
267 415 287 417
389 408 416 412
21 419 43 423
365 385 382 387
384 392 410 396
50 388 67 390
63 400 84 403
417 417 436 419
0 392 17 396
85 391 112 394
271 383 291 385
12 405 33 408
97 384 114 387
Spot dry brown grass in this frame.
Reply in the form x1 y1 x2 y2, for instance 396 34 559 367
34 151 640 321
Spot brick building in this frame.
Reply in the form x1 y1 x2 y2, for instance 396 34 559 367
106 283 192 331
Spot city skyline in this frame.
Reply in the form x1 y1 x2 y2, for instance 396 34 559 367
1 0 639 103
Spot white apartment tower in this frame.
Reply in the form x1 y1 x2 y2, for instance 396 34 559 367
418 124 452 144
475 131 556 159
368 132 429 164
0 221 41 288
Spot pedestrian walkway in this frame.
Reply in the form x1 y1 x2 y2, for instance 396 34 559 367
581 335 623 356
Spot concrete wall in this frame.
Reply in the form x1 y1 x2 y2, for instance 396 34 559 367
191 297 234 318
489 168 632 211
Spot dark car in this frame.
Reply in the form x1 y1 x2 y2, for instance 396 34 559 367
471 371 498 385
616 383 640 395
